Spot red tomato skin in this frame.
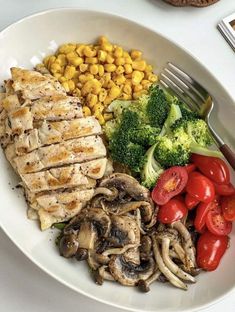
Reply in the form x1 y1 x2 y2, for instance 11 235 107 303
194 197 220 233
197 231 229 271
185 193 200 210
152 166 188 205
214 182 235 196
186 172 215 203
221 195 235 221
157 199 187 224
184 163 196 174
206 210 232 236
191 154 230 185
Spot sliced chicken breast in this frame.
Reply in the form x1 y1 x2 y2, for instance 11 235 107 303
11 67 66 99
14 135 106 174
14 116 101 155
21 158 107 192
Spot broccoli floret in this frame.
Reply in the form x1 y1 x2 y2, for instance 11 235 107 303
146 85 170 128
130 125 161 146
154 129 191 167
160 103 182 136
109 110 146 172
141 143 164 189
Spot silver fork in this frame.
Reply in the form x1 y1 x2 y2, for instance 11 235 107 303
160 62 235 171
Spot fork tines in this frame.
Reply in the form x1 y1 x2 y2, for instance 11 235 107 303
160 62 209 112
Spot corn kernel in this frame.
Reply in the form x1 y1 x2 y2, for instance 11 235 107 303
66 51 78 59
106 54 114 64
79 63 89 73
131 50 142 60
115 57 125 66
97 50 107 62
103 113 113 121
133 90 147 99
59 44 76 54
87 94 98 108
98 64 104 77
50 63 61 73
103 96 113 106
124 56 132 64
113 74 126 85
116 65 125 75
57 54 67 66
101 42 113 52
83 106 91 117
68 80 75 92
94 112 105 125
83 46 96 57
123 64 133 75
78 74 87 83
85 57 98 64
120 93 132 100
98 36 108 45
104 64 116 72
113 47 123 58
141 79 152 90
145 64 153 72
132 60 146 71
109 86 121 99
58 76 67 83
73 88 81 97
134 84 143 92
48 56 57 68
132 70 143 85
148 73 158 82
98 88 107 102
76 44 85 57
64 65 76 79
43 55 50 67
62 81 70 92
82 79 101 96
68 57 83 67
123 84 132 95
89 64 99 75
93 103 104 113
53 73 62 79
106 80 116 89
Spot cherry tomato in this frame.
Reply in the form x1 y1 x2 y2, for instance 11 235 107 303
185 193 200 210
194 196 220 233
186 171 215 203
191 154 230 185
157 198 187 224
152 166 188 205
197 231 229 271
221 195 235 221
206 208 232 236
184 163 196 174
214 182 235 196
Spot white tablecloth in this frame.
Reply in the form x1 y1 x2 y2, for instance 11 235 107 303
0 0 235 311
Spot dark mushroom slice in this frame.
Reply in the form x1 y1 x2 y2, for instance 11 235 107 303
91 187 119 207
109 255 155 286
100 173 150 201
59 233 79 258
151 234 187 290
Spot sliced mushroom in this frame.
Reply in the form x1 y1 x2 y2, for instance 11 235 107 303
100 173 150 201
109 255 155 286
171 221 196 270
98 265 115 281
91 187 119 207
59 233 79 258
151 234 187 290
102 244 139 257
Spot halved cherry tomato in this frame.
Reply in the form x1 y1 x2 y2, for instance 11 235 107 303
186 172 215 203
184 163 196 174
185 193 200 210
197 231 229 271
191 154 230 185
194 196 220 233
157 198 187 224
214 182 235 196
221 195 235 221
206 209 232 236
152 166 188 205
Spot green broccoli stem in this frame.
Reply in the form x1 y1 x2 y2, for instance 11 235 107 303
160 103 182 136
190 142 223 158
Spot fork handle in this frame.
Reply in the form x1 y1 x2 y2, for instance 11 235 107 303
220 144 235 171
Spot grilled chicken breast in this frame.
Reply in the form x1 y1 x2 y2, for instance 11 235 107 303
2 67 110 230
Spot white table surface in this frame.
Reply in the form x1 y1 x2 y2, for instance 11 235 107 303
0 0 235 311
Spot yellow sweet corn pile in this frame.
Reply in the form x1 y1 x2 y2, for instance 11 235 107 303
42 36 158 124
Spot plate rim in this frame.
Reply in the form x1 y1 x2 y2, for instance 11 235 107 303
0 7 235 312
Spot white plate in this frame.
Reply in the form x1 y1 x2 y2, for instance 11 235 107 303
0 8 234 312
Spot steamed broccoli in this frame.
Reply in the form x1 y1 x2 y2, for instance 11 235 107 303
141 143 164 189
130 125 160 146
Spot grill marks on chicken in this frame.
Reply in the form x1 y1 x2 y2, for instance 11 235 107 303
0 68 108 230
